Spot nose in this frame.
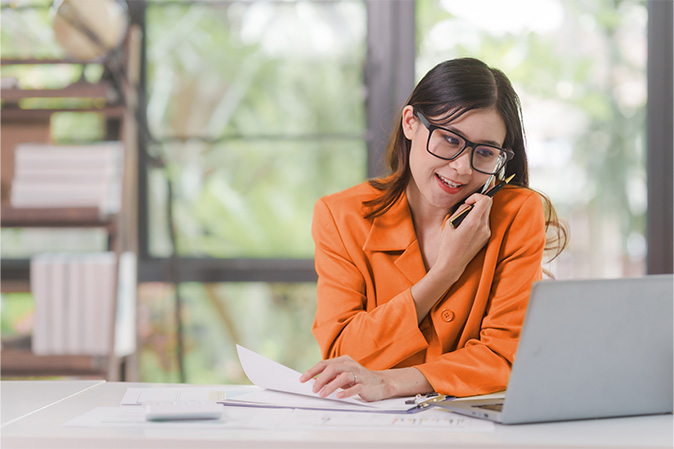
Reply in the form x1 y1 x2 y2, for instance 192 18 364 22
448 148 473 175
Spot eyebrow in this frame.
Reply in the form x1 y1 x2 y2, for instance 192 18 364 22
443 125 504 148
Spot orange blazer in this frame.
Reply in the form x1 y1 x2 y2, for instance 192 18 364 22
311 182 546 397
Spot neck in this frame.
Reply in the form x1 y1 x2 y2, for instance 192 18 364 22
405 185 450 232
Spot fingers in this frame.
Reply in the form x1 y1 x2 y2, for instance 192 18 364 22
463 192 492 209
336 381 361 399
468 195 492 226
299 356 351 383
299 359 329 383
316 370 355 399
309 362 339 393
299 357 362 399
446 194 492 230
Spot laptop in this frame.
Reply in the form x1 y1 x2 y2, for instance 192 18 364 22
437 275 673 424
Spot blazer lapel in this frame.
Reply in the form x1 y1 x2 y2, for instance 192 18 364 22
362 193 427 285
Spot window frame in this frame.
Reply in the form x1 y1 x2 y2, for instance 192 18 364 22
134 0 415 283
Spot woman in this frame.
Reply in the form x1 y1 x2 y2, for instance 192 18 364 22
299 58 566 402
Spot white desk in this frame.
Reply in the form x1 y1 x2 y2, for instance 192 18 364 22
1 380 104 426
1 381 672 449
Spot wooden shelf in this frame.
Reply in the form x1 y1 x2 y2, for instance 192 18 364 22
1 65 122 118
0 105 125 119
1 82 113 102
1 205 116 228
0 350 107 378
1 58 99 66
0 279 30 293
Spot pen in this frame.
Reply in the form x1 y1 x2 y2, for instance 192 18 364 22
404 392 451 408
448 174 515 228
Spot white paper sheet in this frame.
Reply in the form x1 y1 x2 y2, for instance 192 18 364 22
283 408 495 431
236 344 371 406
236 345 423 412
228 388 417 412
120 387 244 405
64 406 294 429
64 406 493 432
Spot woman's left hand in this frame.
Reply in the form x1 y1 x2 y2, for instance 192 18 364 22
299 355 390 402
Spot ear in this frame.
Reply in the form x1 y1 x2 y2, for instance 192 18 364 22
401 105 417 140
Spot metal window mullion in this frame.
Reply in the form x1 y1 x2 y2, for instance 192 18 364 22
138 258 317 283
365 0 415 178
647 0 674 274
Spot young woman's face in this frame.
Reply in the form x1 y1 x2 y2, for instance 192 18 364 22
403 106 507 214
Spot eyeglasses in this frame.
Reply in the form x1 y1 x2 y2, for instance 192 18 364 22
415 112 514 175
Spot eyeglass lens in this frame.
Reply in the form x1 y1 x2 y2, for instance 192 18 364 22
429 128 507 174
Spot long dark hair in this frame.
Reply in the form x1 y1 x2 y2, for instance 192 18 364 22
364 57 567 264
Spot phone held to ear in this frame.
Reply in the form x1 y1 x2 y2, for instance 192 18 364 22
447 174 515 228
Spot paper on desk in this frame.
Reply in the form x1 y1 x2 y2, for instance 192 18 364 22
229 388 417 412
284 408 495 431
236 345 369 406
120 387 246 405
64 406 293 430
64 406 493 432
234 345 416 412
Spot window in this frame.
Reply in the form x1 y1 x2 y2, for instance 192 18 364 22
143 1 367 260
137 0 671 382
137 0 370 382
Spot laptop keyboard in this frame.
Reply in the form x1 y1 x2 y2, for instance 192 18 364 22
475 403 503 412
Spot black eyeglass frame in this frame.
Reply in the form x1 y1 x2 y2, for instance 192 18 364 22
415 111 514 175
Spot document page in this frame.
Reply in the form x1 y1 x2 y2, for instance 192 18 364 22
236 345 365 405
120 387 249 405
284 408 495 431
234 345 417 412
65 406 494 432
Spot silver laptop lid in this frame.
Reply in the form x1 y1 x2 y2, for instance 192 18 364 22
502 275 673 424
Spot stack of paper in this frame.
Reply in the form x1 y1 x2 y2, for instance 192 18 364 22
31 252 136 356
228 345 428 413
10 142 124 214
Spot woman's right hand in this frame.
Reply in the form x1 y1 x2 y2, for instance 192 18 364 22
410 193 493 323
438 192 493 273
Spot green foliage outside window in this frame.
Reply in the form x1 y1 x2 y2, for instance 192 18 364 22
145 1 368 259
138 282 320 384
139 1 367 382
416 0 648 278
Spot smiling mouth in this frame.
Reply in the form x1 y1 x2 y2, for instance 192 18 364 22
436 174 463 189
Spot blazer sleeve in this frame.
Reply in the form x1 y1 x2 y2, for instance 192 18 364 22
311 198 429 368
415 192 546 397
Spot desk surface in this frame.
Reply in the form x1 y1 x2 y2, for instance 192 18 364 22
1 381 672 449
0 379 104 426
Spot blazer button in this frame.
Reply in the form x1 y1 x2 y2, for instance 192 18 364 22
441 309 455 322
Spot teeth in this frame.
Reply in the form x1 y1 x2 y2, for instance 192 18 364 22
438 174 461 188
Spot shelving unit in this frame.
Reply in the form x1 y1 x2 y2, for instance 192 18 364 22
1 206 116 228
0 26 141 381
0 205 118 295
